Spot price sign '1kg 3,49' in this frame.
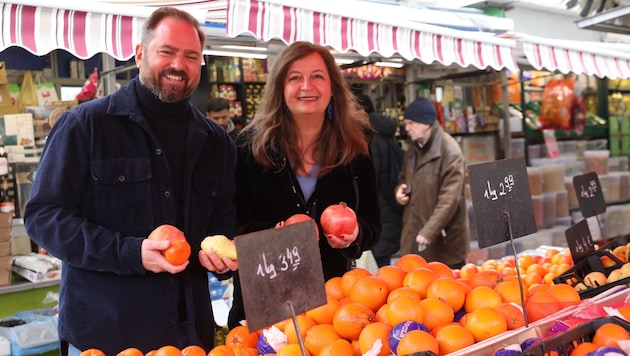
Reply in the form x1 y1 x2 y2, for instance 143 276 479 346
468 157 537 249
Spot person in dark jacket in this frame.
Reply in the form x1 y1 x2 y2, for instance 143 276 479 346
369 112 404 267
206 97 239 140
23 7 237 355
228 41 381 329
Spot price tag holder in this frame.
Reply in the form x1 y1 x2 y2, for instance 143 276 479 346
468 157 537 248
573 172 606 219
235 220 326 332
564 218 595 264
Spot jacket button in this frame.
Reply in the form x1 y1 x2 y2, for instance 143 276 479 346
155 148 162 155
164 191 171 198
118 176 126 182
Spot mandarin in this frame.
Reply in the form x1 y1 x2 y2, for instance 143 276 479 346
434 324 476 355
332 302 375 340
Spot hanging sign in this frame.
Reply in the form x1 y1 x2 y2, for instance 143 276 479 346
573 172 606 219
235 220 326 332
468 157 537 248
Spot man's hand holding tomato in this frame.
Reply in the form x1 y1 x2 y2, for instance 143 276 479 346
143 224 191 274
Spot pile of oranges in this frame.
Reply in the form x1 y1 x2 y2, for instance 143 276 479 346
204 248 580 356
80 249 580 356
80 345 207 356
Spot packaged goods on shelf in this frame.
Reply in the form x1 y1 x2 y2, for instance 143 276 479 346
0 314 58 356
584 150 610 176
11 253 61 283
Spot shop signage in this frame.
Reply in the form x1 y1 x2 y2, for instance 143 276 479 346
564 218 595 264
235 220 326 332
469 157 537 248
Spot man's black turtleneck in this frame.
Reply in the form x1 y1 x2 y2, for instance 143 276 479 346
135 79 189 227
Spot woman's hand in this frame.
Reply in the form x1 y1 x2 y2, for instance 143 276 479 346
326 223 359 249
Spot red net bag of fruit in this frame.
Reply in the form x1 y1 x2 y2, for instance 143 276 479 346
540 77 575 130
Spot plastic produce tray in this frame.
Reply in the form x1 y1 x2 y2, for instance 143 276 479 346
517 316 630 356
553 235 630 299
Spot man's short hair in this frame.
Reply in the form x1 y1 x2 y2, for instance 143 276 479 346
207 97 230 113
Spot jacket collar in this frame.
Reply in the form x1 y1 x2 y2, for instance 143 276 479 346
411 123 444 167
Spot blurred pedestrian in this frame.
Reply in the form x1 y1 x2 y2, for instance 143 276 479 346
207 97 239 140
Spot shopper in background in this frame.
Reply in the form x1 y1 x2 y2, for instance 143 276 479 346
24 7 237 355
228 41 381 329
394 97 470 269
369 111 405 267
357 93 404 267
207 97 239 140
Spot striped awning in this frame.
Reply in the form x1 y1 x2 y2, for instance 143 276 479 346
226 0 519 72
1 3 143 60
519 34 630 79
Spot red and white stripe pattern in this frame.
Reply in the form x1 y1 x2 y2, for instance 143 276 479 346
227 0 518 72
1 3 142 60
521 35 630 79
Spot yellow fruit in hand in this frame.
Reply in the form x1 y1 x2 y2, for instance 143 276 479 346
201 235 237 260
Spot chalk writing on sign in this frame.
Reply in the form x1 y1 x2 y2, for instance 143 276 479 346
256 246 301 280
579 180 598 199
573 234 594 254
483 174 515 201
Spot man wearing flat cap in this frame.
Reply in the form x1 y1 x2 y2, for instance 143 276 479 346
394 97 470 269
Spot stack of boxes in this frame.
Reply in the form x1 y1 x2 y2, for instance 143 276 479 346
0 212 12 286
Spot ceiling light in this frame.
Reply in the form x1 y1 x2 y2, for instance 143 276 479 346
203 50 268 59
375 61 405 68
219 45 268 52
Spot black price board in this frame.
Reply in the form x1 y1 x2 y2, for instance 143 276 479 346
468 157 537 249
564 218 595 264
235 220 326 332
573 172 606 219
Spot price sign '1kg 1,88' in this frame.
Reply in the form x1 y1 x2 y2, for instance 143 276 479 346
468 157 537 248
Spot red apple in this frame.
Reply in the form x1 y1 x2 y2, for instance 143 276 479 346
148 224 186 242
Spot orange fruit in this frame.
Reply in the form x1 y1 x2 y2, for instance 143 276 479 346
527 283 550 297
349 276 389 311
461 307 508 342
459 263 479 279
525 291 561 322
395 254 428 272
375 265 406 293
464 285 502 313
181 345 206 356
325 276 345 300
319 338 354 356
332 302 375 340
419 297 455 331
524 272 543 287
387 286 421 303
306 296 340 325
493 302 526 330
427 277 466 312
207 345 235 356
154 346 183 356
592 322 630 347
341 268 372 297
226 325 259 349
375 303 389 323
470 270 502 289
304 324 342 356
80 349 106 356
434 324 476 355
165 239 191 265
284 314 316 345
358 322 392 356
116 348 144 356
146 351 157 356
494 281 525 306
403 267 437 298
427 261 455 278
526 263 547 277
617 306 630 321
546 283 581 307
387 295 425 326
396 330 439 356
274 344 303 356
569 342 598 356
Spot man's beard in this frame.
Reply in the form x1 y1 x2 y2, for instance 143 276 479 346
140 69 200 103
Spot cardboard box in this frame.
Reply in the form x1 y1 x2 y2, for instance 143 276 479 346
0 212 12 228
0 62 6 85
0 227 9 243
0 105 19 116
0 241 9 257
0 269 10 287
0 255 10 270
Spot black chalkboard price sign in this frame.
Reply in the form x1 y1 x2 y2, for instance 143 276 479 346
235 220 326 332
564 218 595 264
468 157 537 248
573 172 606 219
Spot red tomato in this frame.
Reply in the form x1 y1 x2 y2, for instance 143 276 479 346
320 202 357 237
164 239 191 265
